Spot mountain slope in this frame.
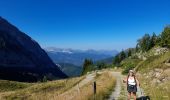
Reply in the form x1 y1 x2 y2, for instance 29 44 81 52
58 63 82 77
135 50 170 99
0 17 67 82
96 57 114 64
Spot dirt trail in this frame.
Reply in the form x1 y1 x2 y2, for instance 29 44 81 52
108 72 122 100
56 70 145 100
108 71 145 100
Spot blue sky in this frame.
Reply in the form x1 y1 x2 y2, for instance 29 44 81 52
0 0 170 51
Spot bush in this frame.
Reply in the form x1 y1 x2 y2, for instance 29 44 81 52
81 65 96 75
121 58 141 74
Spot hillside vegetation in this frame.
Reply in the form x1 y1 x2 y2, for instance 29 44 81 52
55 70 116 100
72 71 116 100
58 63 82 77
0 77 84 100
72 25 170 100
136 50 170 100
0 70 116 100
110 26 170 100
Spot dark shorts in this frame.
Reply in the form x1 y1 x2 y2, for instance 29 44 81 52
127 85 137 93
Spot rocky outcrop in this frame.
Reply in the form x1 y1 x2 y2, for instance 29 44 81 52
153 47 169 55
133 47 169 60
145 68 170 84
0 17 67 82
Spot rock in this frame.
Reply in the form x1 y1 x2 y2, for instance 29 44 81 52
165 59 170 63
155 72 161 78
146 75 149 78
162 78 167 82
165 63 170 66
164 68 170 76
156 79 161 83
154 47 169 55
148 71 154 76
154 68 163 73
143 57 147 60
167 77 170 81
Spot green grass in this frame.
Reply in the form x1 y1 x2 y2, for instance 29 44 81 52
136 51 170 72
121 58 142 74
0 80 33 92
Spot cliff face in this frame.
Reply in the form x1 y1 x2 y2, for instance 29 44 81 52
0 17 67 82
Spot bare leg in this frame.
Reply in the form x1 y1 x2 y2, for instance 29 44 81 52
132 92 136 100
128 92 131 100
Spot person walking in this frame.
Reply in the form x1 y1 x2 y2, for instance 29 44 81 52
123 70 140 100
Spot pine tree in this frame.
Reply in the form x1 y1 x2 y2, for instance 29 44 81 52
135 44 139 52
150 32 157 48
160 26 170 48
97 62 106 70
120 50 126 60
156 34 162 46
137 34 151 52
113 55 120 65
128 49 132 57
82 59 93 75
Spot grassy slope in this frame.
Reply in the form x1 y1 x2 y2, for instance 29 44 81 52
136 51 170 72
136 51 170 100
139 74 170 100
59 63 82 77
72 71 116 100
121 49 170 100
0 70 116 100
0 77 84 100
0 80 33 92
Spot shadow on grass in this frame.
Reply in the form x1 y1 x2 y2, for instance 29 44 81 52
137 96 150 100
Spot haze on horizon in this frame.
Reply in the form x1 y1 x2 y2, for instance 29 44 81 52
0 0 170 51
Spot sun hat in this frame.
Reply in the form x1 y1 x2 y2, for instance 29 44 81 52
129 70 134 73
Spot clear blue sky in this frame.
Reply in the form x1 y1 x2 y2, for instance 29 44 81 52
0 0 170 51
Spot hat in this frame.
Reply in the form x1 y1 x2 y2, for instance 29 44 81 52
129 70 134 73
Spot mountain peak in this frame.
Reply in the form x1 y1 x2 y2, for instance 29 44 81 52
0 16 20 34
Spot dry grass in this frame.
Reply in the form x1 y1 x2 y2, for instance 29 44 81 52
0 71 115 100
139 75 170 100
0 71 116 100
0 76 84 100
72 72 116 100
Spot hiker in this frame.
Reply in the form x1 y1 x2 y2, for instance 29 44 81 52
123 70 140 100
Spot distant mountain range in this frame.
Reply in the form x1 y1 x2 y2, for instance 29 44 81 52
0 17 67 82
45 47 118 66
